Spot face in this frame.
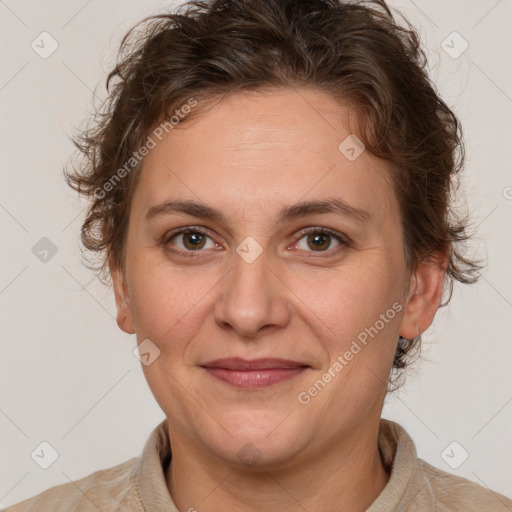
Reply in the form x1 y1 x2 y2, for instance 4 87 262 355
112 88 445 468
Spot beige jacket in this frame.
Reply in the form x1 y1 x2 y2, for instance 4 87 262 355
4 418 512 511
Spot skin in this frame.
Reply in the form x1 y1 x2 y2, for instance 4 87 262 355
111 87 447 511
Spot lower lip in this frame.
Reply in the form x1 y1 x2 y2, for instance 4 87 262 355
204 367 307 388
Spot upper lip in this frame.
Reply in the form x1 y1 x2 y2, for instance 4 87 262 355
201 358 309 370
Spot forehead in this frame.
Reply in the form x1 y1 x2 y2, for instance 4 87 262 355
131 88 397 222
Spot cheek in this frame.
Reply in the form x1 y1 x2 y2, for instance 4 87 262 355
297 261 402 340
294 267 400 426
128 257 218 351
293 260 404 398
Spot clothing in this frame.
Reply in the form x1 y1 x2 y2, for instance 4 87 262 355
4 418 512 511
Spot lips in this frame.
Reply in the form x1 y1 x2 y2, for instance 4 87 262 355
201 358 309 388
202 358 307 370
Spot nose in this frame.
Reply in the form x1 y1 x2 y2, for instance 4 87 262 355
213 248 291 339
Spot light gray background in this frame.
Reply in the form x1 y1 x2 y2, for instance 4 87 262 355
1 0 511 507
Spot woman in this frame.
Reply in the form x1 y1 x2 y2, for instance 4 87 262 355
6 0 511 510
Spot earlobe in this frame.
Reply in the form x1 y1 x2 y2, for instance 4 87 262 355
110 262 136 335
399 250 448 339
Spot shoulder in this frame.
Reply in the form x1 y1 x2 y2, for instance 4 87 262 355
416 458 512 511
2 457 143 512
377 419 512 511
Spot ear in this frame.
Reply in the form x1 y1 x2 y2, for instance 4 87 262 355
110 257 135 335
399 247 449 339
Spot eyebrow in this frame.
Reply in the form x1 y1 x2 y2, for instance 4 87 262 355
145 197 371 224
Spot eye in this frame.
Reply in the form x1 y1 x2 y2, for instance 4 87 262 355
165 227 218 252
294 227 348 253
163 226 349 258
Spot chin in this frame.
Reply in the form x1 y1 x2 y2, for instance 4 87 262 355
203 409 311 468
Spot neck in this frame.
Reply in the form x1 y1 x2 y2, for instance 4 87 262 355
165 420 390 512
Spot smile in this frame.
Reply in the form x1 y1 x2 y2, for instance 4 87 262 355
201 358 310 389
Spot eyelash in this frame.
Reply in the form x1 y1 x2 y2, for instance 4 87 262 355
163 226 351 258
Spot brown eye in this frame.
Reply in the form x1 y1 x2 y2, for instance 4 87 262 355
182 232 207 250
295 228 345 253
307 232 331 251
167 229 216 251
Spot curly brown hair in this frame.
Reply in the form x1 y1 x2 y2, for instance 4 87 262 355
64 0 482 386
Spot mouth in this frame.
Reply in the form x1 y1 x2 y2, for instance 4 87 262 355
200 358 310 389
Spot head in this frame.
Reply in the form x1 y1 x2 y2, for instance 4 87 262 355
65 0 481 467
